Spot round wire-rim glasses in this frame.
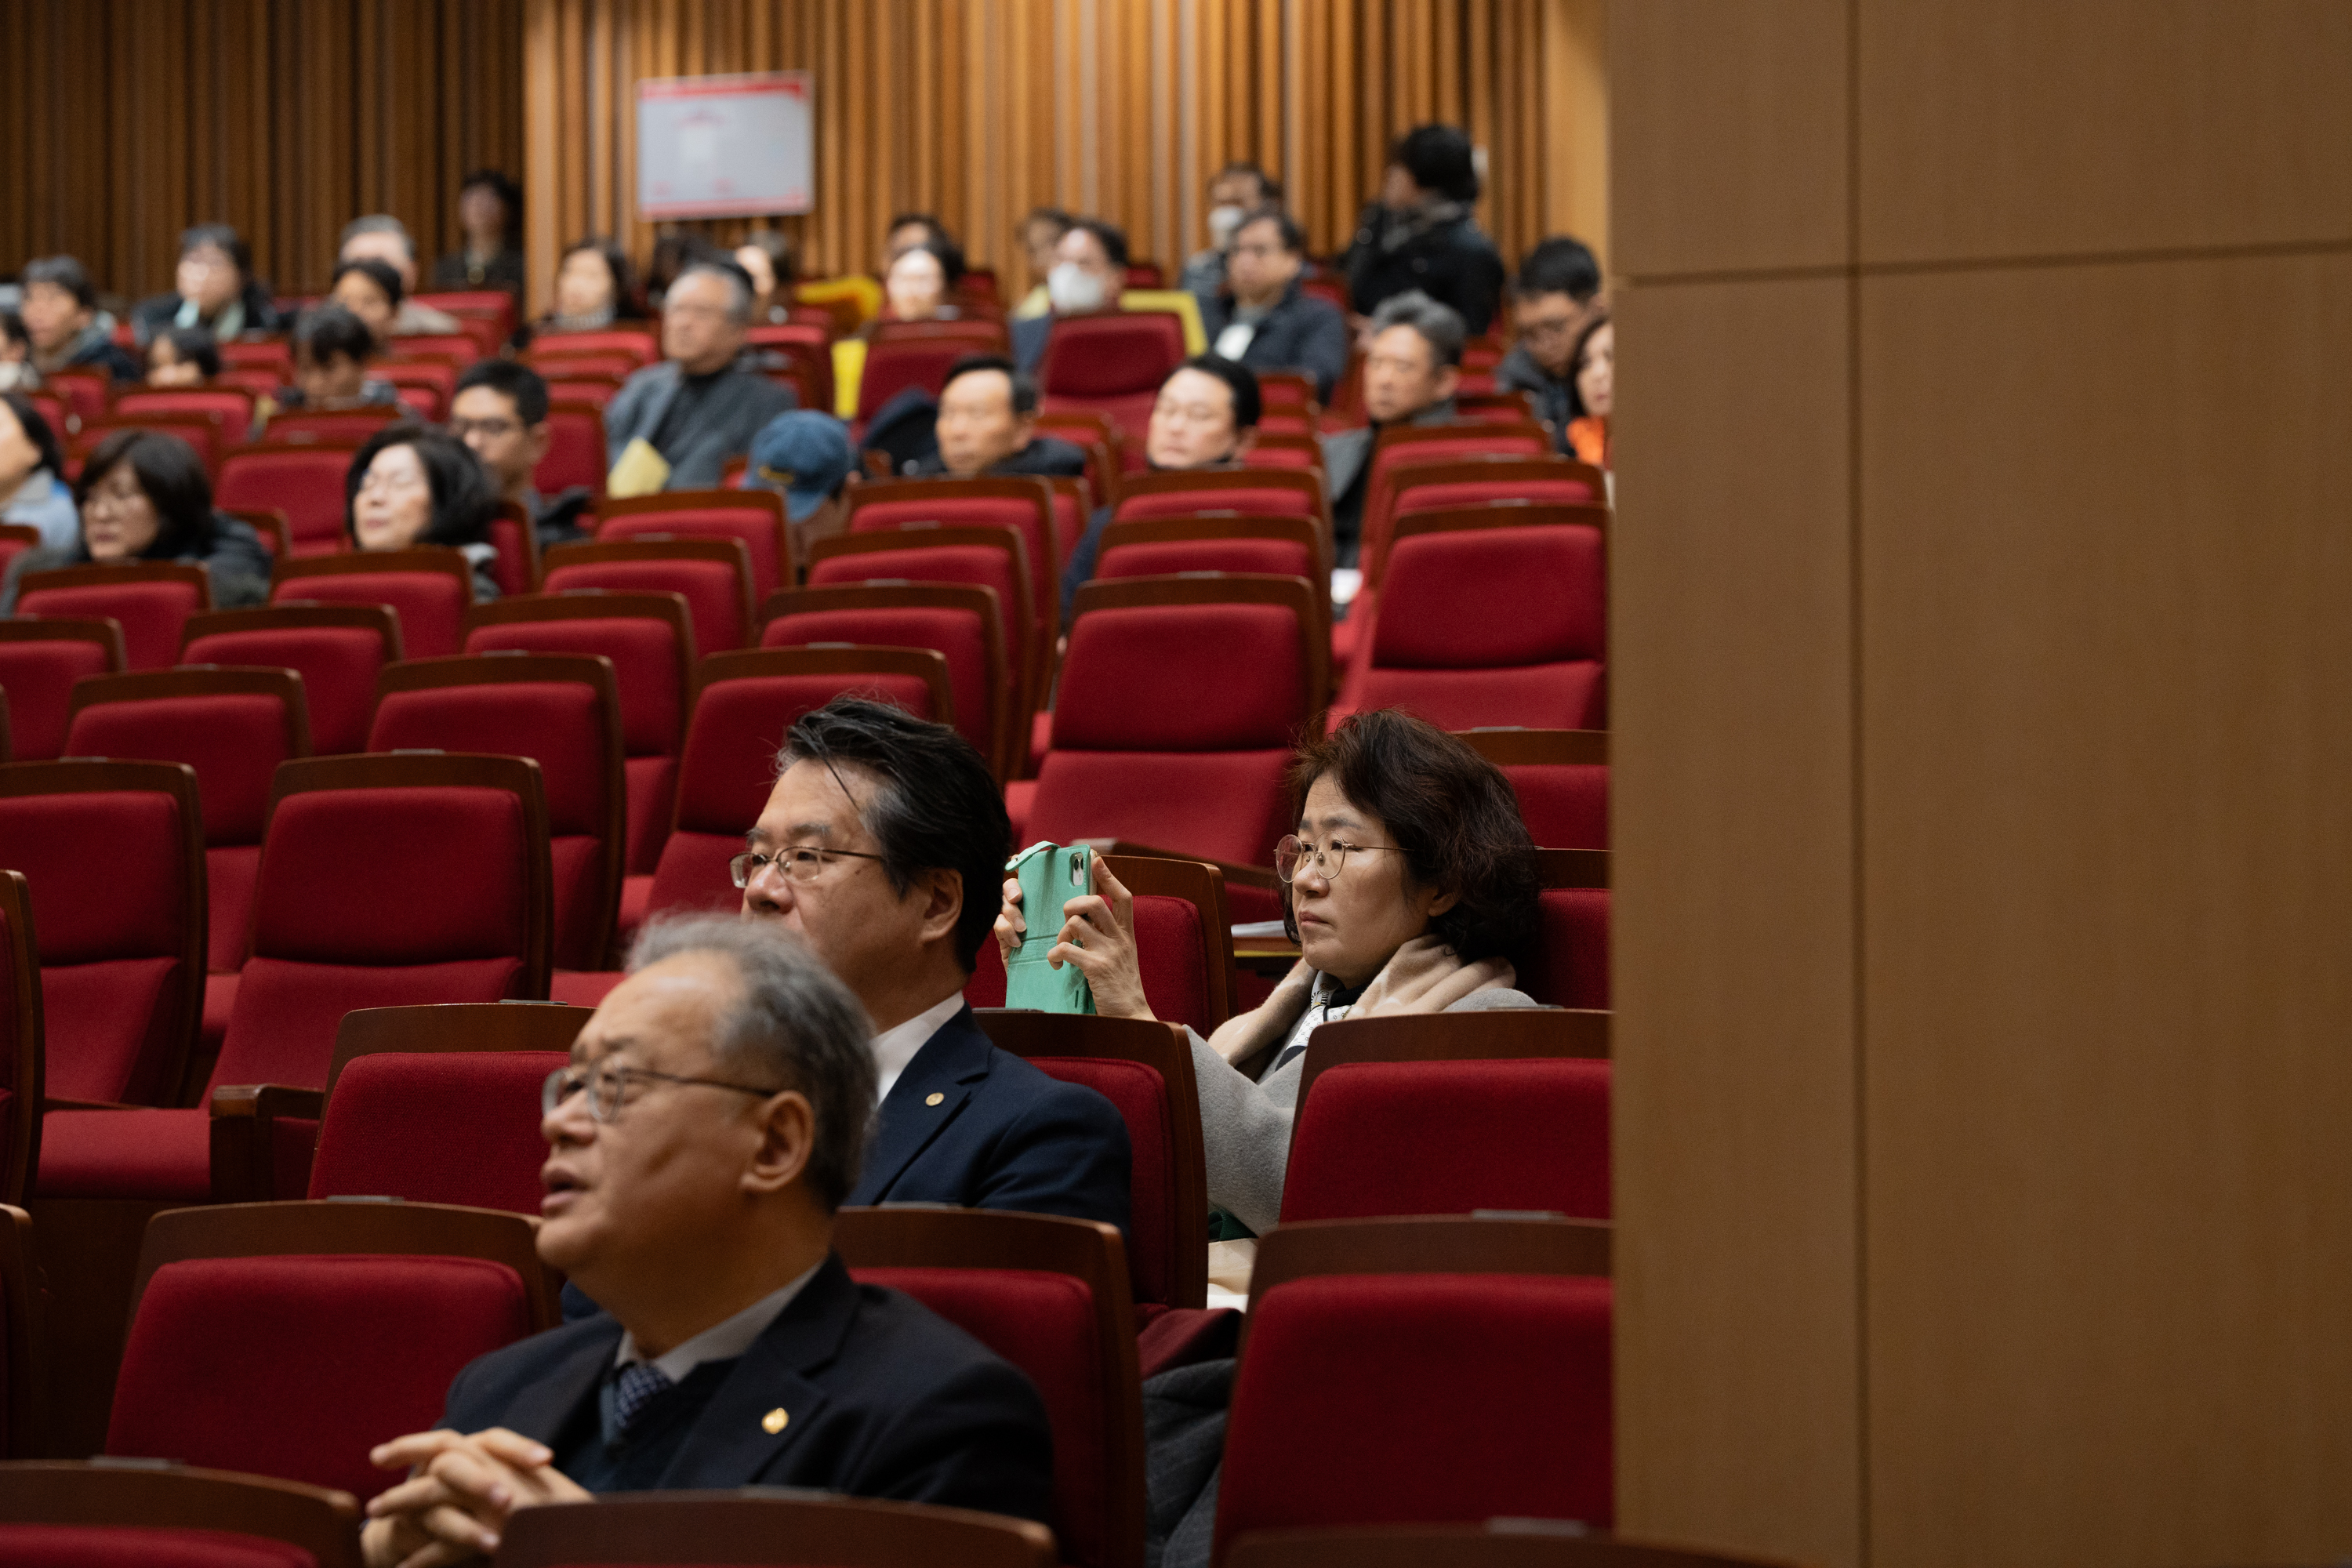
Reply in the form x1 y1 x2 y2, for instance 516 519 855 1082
1273 833 1403 884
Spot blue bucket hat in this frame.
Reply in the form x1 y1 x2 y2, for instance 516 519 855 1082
741 410 855 521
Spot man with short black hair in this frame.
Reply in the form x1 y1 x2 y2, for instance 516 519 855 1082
338 216 465 336
1201 210 1352 401
739 697 1132 1234
1340 123 1506 334
906 354 1088 480
602 260 797 492
20 257 140 382
1494 237 1603 451
451 359 596 543
1320 289 1467 559
1011 219 1132 373
360 916 1055 1563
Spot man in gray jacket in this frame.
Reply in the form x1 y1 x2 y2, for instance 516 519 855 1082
1318 289 1465 562
603 260 797 492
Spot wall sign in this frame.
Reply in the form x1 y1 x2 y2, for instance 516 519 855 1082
637 72 814 219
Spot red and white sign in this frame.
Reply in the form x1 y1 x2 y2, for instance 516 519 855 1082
637 73 814 219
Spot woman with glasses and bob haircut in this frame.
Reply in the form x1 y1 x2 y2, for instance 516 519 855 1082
994 707 1541 1239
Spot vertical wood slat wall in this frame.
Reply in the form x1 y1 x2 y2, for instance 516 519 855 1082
0 0 527 303
523 0 1607 315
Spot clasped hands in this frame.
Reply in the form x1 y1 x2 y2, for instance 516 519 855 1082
361 1426 591 1568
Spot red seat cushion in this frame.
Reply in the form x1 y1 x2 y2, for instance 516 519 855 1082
308 1051 570 1213
0 1526 317 1567
107 1254 535 1500
19 582 206 671
1218 1272 1613 1547
272 572 469 659
542 559 746 662
0 637 116 760
182 626 390 756
535 406 608 496
205 844 262 971
1520 887 1610 1010
1282 1058 1611 1223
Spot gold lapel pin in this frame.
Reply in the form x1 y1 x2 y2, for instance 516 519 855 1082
926 1091 946 1106
761 1407 789 1434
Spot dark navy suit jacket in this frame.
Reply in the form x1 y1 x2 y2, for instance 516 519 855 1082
847 1005 1132 1235
445 1252 1054 1519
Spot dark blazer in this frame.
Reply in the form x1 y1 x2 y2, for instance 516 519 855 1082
445 1253 1055 1519
1202 281 1353 401
847 1004 1133 1237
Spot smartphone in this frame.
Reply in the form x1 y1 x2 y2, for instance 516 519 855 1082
1004 842 1096 1014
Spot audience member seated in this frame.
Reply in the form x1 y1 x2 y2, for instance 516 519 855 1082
1180 161 1282 307
0 392 77 549
1011 207 1076 321
741 410 858 561
430 169 527 298
1321 290 1466 560
734 230 797 325
1565 310 1612 469
643 234 729 316
540 237 641 336
907 355 1088 479
876 241 964 326
339 215 464 336
1000 710 1540 1242
739 698 1133 1232
1339 124 1506 336
345 423 503 598
131 222 281 344
1010 217 1132 373
0 311 31 392
1494 236 1604 450
329 256 406 350
1202 210 1352 401
1 428 271 611
602 260 797 494
20 256 140 382
1060 354 1262 612
451 359 592 544
882 212 958 274
265 304 402 430
144 326 222 387
359 916 1054 1563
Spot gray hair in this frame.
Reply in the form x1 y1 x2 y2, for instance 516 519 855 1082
1368 289 1468 368
338 214 416 262
674 260 755 326
627 914 878 1210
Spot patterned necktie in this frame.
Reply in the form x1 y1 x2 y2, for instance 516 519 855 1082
612 1359 674 1435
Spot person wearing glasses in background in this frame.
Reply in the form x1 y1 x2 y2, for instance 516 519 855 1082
1493 237 1604 456
996 709 1541 1254
359 916 1054 1564
448 359 595 546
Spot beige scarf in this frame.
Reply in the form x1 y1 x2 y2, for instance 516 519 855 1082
1206 934 1519 1069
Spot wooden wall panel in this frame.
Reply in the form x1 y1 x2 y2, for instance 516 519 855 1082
0 0 525 303
519 0 1609 314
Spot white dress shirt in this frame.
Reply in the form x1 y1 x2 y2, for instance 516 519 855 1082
868 992 967 1103
614 1258 823 1382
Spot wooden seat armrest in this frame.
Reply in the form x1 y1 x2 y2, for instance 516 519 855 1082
209 1084 328 1204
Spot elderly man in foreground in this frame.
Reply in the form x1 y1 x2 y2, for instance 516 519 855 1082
359 916 1054 1565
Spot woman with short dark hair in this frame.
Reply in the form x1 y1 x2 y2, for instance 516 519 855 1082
2 427 272 611
343 423 502 600
145 327 223 387
539 238 641 336
994 708 1542 1237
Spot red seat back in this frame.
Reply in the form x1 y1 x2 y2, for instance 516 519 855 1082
597 491 791 602
848 480 1058 659
485 507 539 598
309 1050 571 1213
806 530 1037 719
1522 885 1610 1010
1040 313 1187 397
111 388 256 430
542 541 754 663
857 336 984 419
762 586 1007 778
526 328 658 363
0 620 125 760
18 567 212 672
180 605 401 757
262 408 398 445
1455 730 1609 850
1098 532 1314 585
1114 482 1323 527
216 445 362 557
535 401 608 498
271 550 475 660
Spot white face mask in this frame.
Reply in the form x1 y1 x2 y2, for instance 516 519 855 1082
1207 203 1247 248
1047 262 1109 315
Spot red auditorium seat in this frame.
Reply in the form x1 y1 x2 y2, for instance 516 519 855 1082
1239 434 1326 471
0 760 204 1112
596 488 793 601
807 528 1039 741
0 618 126 760
111 387 256 434
1023 575 1323 924
524 328 658 364
21 393 70 446
45 370 111 428
466 591 693 884
835 1207 1145 1568
539 371 630 407
17 563 212 671
486 501 542 597
542 537 756 662
216 442 364 557
371 654 624 971
0 523 42 583
761 581 1014 779
1113 466 1333 540
1367 454 1608 585
307 1002 588 1213
1032 408 1123 500
70 419 226 484
1340 506 1608 732
746 323 836 411
847 477 1060 678
36 753 553 1203
0 1462 365 1568
385 335 479 366
261 408 398 445
0 874 42 1203
104 1202 556 1501
1522 848 1610 1011
1457 727 1609 848
1040 313 1185 448
270 546 477 659
496 1492 1056 1568
535 399 609 498
1095 514 1331 648
416 289 516 340
858 328 1010 420
1216 1216 1615 1558
180 604 401 755
225 506 295 562
1283 1010 1612 1224
968 851 1236 1035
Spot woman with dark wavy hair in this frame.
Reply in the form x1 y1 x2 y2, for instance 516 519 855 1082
994 707 1541 1239
2 427 273 612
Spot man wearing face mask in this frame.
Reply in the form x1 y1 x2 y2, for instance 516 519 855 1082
1178 163 1280 309
1008 220 1131 374
1200 211 1352 402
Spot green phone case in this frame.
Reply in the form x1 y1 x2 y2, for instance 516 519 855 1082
1004 842 1096 1014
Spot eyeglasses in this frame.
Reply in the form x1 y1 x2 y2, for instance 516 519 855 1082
1274 833 1403 884
447 416 521 439
543 1063 782 1123
728 844 888 889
